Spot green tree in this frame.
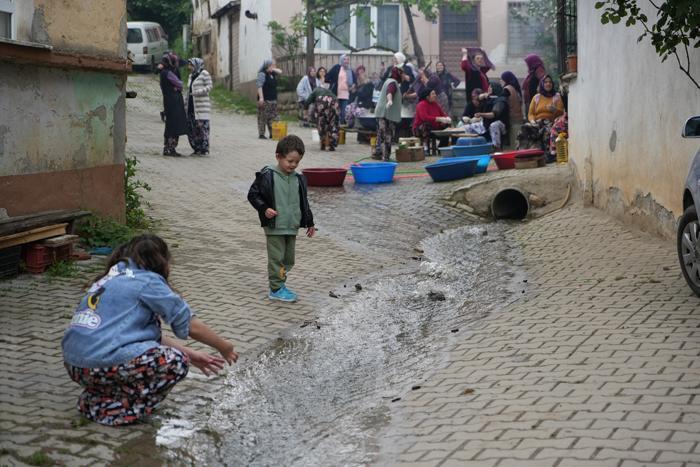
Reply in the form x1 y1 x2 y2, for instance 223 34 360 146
595 0 700 89
296 0 468 68
126 0 192 42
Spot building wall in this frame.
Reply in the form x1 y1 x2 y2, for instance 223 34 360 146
0 1 127 220
568 2 700 238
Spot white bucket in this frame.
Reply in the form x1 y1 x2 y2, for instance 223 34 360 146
311 129 320 142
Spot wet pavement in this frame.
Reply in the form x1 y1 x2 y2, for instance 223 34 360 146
2 74 700 466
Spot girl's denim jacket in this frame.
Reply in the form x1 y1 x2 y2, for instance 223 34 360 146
62 260 192 368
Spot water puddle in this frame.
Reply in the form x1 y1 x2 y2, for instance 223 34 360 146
159 222 524 466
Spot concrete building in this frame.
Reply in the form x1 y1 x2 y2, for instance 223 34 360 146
191 0 551 98
567 2 700 239
0 0 129 220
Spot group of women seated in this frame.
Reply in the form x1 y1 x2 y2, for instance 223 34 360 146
294 50 568 159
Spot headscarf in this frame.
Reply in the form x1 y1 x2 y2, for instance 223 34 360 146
306 66 317 91
427 74 443 94
161 52 178 70
500 71 521 97
467 47 495 73
488 80 504 97
339 54 354 87
524 54 545 73
394 52 406 66
259 59 273 73
188 58 204 79
538 74 557 98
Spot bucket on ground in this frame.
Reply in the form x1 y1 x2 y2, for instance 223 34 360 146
271 121 288 141
311 129 320 143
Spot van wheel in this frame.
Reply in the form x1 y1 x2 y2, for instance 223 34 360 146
677 205 700 297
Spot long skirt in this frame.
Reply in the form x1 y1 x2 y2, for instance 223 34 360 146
65 346 189 426
188 118 210 153
374 118 397 161
316 95 340 149
257 100 278 137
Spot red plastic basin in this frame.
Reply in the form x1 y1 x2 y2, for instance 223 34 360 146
302 168 348 187
493 149 544 170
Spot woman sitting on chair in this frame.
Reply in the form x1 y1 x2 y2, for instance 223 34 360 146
413 89 452 155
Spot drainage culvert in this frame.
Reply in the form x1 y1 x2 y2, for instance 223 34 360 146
491 188 530 220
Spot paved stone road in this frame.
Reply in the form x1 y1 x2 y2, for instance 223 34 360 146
1 74 699 466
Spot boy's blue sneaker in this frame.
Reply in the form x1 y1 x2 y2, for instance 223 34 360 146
268 286 297 302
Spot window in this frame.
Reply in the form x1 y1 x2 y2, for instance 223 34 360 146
355 6 371 50
328 7 351 51
440 3 479 42
507 2 544 58
0 0 15 40
202 32 210 55
317 4 400 52
376 5 399 51
127 28 143 44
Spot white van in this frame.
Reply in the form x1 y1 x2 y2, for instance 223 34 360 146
127 21 169 71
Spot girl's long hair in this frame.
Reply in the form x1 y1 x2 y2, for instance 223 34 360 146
91 234 171 284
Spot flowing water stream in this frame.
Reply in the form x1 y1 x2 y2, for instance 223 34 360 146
157 222 523 466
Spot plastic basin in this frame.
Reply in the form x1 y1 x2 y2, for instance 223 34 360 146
350 162 398 184
493 149 544 170
437 155 491 174
425 159 479 182
438 147 453 157
456 136 487 146
451 143 494 157
302 168 347 187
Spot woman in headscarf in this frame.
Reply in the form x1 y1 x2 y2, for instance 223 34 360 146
373 65 404 161
436 61 461 114
296 66 319 126
500 70 523 147
461 47 493 102
522 54 546 113
413 89 451 155
305 85 340 151
426 71 450 115
159 52 188 156
256 59 282 139
325 54 356 124
527 75 564 124
186 58 213 156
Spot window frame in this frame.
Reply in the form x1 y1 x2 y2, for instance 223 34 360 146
0 0 16 40
316 3 401 54
439 1 480 45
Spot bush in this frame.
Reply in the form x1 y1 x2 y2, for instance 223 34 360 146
125 156 152 229
78 215 135 249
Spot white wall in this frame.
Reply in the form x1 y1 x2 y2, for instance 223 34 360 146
569 2 700 237
238 0 273 84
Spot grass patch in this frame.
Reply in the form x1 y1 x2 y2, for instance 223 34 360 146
46 261 79 279
70 417 90 428
22 450 54 466
210 85 257 115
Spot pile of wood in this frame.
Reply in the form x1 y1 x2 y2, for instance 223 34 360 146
0 209 90 278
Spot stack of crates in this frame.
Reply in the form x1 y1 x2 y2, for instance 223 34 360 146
22 235 78 273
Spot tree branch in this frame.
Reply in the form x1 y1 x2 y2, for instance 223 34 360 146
318 26 396 53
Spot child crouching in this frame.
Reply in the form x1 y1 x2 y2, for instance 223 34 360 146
61 234 238 426
248 134 316 302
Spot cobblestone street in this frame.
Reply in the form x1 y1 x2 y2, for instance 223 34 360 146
1 74 700 466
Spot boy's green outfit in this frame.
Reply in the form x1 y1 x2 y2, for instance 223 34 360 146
265 165 301 291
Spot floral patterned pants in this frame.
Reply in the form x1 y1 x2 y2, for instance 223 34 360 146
257 101 278 137
316 96 340 148
374 118 397 161
188 119 210 153
66 346 189 426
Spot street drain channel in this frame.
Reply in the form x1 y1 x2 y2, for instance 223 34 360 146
158 223 523 466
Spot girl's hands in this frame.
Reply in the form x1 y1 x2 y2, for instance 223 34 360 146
265 208 278 219
189 350 227 376
217 340 238 365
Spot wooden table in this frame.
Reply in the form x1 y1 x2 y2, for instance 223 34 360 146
429 130 479 156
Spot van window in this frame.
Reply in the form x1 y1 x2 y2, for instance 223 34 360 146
146 29 156 42
127 28 143 44
152 28 161 40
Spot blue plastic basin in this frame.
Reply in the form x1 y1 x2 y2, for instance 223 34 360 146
350 161 398 184
436 155 491 174
425 159 479 182
456 136 487 146
451 143 494 157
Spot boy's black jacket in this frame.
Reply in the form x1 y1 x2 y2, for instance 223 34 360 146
247 166 314 228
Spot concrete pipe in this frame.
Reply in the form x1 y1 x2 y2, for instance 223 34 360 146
491 188 530 220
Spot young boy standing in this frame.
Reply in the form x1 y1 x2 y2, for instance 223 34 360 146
248 135 316 302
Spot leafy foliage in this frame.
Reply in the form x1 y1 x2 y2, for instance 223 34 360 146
594 0 700 89
510 0 560 75
78 215 135 249
46 260 79 279
126 0 192 41
124 156 152 229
